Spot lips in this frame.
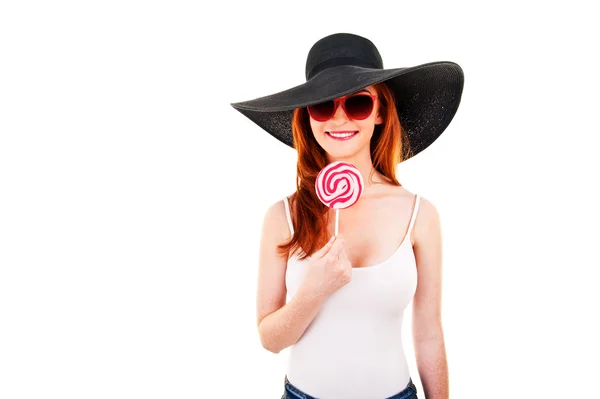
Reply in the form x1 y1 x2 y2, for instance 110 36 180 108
327 131 359 141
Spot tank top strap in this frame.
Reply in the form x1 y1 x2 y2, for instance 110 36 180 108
406 194 421 237
282 196 294 236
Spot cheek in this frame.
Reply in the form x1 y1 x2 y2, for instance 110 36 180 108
357 120 376 134
309 120 325 136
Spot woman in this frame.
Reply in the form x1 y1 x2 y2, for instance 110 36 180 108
231 33 464 399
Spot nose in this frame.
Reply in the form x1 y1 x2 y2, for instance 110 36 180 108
331 99 349 122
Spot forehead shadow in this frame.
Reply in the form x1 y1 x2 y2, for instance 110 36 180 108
355 87 375 95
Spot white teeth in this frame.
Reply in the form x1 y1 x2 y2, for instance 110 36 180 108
328 132 357 138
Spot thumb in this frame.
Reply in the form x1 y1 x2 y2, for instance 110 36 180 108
312 236 336 260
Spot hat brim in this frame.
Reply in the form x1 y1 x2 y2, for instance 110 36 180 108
231 61 464 159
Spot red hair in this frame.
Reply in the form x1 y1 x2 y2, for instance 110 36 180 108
277 82 412 260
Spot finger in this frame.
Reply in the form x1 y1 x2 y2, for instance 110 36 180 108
330 236 345 255
312 236 336 259
333 238 349 261
325 238 344 261
337 246 349 262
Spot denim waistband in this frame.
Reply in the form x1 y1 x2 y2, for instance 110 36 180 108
283 375 418 399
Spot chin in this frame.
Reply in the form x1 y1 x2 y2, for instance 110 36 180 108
325 147 361 159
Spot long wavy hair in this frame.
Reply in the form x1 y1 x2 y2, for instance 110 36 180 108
277 82 412 260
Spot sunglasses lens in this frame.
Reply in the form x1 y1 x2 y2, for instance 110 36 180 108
308 101 335 121
345 95 374 119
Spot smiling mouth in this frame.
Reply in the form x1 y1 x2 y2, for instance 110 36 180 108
327 131 359 140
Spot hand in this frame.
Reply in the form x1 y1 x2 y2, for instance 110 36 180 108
300 234 353 301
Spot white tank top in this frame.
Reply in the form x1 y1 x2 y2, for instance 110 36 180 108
282 194 420 399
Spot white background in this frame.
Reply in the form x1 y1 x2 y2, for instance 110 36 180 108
1 1 598 398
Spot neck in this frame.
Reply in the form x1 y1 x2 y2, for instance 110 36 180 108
326 152 387 189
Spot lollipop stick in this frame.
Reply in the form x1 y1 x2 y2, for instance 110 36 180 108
335 209 339 236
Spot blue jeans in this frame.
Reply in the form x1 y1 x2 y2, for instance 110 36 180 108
281 375 418 399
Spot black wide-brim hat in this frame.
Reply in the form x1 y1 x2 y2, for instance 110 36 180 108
231 33 464 160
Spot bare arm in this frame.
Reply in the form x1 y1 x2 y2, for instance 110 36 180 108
412 197 448 399
256 200 325 354
258 285 326 354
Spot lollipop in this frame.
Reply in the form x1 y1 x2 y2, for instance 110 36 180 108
315 161 364 236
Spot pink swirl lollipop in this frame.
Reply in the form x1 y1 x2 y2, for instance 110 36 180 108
315 161 364 235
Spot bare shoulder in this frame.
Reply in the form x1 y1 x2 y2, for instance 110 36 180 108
412 194 442 247
261 195 293 245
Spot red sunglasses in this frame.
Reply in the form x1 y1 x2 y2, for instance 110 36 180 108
307 93 378 122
